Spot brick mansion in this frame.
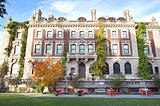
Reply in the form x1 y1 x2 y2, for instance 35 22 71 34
1 9 160 82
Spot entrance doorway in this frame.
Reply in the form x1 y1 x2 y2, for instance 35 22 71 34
79 62 85 78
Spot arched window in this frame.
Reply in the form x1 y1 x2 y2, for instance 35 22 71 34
124 62 132 74
103 63 109 75
149 63 153 74
10 63 18 75
113 62 120 74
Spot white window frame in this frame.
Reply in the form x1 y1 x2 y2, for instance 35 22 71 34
121 30 128 38
70 31 76 38
142 32 148 39
111 43 119 55
79 31 84 37
34 43 42 55
36 31 42 38
88 44 94 53
46 31 52 38
122 44 130 55
57 31 63 38
88 31 93 38
14 45 20 54
44 43 52 55
79 44 85 53
70 44 76 54
16 32 22 39
111 30 118 38
56 44 63 55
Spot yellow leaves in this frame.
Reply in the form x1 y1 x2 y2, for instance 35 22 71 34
32 57 64 86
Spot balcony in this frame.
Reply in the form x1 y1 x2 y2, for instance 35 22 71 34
66 52 97 60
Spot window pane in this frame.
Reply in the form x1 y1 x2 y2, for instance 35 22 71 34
45 44 52 54
71 31 76 37
36 31 41 38
47 31 52 38
80 31 84 37
142 32 147 39
112 31 117 38
88 31 93 37
14 45 20 54
123 44 129 54
125 62 132 74
88 44 93 53
112 44 118 54
57 44 62 54
70 44 76 53
16 32 22 39
144 45 150 55
122 31 127 38
79 44 85 53
57 31 63 38
34 44 41 54
113 62 120 74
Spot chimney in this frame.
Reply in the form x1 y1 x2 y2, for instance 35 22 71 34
35 9 42 21
91 9 96 21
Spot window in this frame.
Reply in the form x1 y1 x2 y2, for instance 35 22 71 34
144 45 150 55
88 44 94 53
36 31 42 38
149 63 153 74
155 67 159 74
122 31 127 38
34 44 41 54
79 44 85 53
123 44 129 54
14 45 20 54
103 31 106 36
45 44 52 54
71 68 75 73
70 44 76 53
10 63 18 75
112 44 118 54
113 62 120 74
142 32 147 39
111 31 117 38
57 31 63 38
88 31 93 37
56 44 63 54
16 32 22 39
80 31 84 37
71 31 76 37
125 62 132 74
46 31 52 38
103 63 109 75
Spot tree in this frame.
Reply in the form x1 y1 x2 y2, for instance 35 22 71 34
0 61 8 92
90 24 107 77
136 22 151 79
32 57 64 93
109 73 125 89
153 75 160 89
0 0 7 18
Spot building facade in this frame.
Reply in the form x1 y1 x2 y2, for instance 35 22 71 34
1 9 160 81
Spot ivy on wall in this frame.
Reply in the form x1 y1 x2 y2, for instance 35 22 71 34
136 22 152 80
90 24 107 77
6 21 28 79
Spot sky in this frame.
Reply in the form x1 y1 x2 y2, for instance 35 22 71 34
0 0 160 49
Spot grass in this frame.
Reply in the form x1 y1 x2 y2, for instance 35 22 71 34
0 94 160 106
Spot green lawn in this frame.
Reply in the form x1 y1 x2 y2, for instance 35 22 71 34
0 94 160 106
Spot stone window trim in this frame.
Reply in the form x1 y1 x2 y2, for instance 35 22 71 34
56 30 64 38
122 43 131 55
88 31 94 38
33 42 42 55
46 30 53 38
111 43 120 55
70 43 76 54
70 31 76 38
44 43 53 55
111 30 118 38
121 30 129 38
35 30 42 38
15 31 22 39
55 43 63 55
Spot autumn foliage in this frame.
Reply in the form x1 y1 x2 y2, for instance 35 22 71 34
32 57 64 87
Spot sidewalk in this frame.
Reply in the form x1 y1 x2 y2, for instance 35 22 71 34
21 93 160 98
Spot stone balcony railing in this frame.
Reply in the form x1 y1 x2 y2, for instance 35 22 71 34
66 52 97 60
56 80 157 89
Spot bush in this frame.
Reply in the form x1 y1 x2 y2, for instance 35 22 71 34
36 84 44 93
